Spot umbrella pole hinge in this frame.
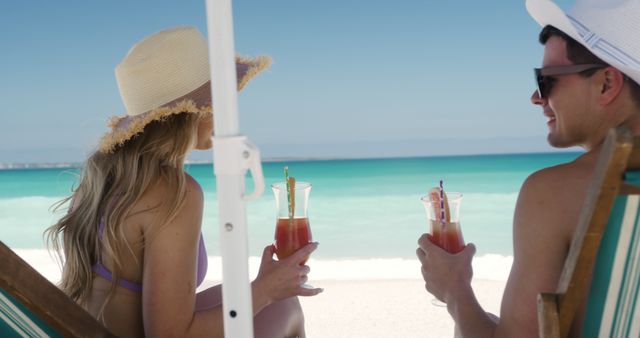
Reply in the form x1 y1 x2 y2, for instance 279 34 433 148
212 135 265 201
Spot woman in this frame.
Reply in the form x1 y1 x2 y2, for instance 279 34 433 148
46 26 322 337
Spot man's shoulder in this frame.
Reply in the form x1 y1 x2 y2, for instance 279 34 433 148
522 154 594 195
514 154 596 235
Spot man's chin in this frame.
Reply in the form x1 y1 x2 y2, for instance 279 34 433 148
547 134 573 149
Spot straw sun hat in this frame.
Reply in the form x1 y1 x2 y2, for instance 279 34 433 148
526 0 640 85
98 26 271 153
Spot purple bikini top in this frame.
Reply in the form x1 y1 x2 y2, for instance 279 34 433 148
92 218 208 292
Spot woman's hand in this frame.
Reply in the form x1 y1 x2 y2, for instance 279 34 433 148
252 243 323 310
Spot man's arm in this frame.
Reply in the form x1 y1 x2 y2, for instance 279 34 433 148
418 163 586 338
493 167 581 337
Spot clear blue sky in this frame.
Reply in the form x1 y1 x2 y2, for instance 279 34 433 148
0 0 579 164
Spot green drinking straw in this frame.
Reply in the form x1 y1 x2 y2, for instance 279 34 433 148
284 166 293 220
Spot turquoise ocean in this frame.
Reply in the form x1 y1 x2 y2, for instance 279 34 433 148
0 152 581 281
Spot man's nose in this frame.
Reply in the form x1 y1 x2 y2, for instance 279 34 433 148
530 89 543 106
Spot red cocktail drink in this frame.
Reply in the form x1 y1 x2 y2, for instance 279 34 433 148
422 190 465 254
272 177 313 263
430 220 465 254
274 217 312 262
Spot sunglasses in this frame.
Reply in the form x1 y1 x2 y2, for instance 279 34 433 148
534 64 606 99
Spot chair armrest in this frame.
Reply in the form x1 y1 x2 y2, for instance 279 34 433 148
538 293 561 338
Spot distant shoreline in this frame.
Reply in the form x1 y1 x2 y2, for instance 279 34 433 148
0 162 82 170
0 150 583 170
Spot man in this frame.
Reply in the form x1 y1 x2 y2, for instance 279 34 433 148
416 0 640 337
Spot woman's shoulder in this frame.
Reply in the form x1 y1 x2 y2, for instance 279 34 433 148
134 172 204 217
182 173 204 205
137 172 204 232
184 173 203 194
145 172 203 199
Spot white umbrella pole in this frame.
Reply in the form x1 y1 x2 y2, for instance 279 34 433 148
205 0 264 336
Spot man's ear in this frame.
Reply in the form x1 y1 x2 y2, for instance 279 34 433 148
599 67 626 106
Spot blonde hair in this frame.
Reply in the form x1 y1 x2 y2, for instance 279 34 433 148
46 111 205 309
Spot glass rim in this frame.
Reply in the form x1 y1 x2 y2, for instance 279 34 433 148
271 181 312 190
420 192 463 203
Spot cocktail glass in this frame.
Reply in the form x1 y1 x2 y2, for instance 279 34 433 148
272 181 314 287
420 191 465 306
421 192 464 254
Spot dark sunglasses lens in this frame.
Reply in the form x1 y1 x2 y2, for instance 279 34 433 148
534 69 546 98
534 69 554 98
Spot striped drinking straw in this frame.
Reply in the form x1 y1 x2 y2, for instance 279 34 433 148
439 180 445 227
284 166 293 220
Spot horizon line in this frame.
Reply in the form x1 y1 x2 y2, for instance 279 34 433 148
0 149 583 170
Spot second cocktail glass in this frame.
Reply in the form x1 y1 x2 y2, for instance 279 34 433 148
420 190 465 306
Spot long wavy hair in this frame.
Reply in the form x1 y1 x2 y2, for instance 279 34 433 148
46 112 204 308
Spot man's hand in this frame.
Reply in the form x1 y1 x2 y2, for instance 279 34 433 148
417 235 499 338
416 234 476 304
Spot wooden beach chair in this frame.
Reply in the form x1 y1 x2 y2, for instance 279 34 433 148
0 241 114 337
537 126 640 338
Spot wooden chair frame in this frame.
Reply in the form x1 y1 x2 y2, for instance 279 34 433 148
0 241 115 338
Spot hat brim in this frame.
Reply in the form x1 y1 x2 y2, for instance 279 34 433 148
526 0 640 85
526 0 584 56
98 55 271 154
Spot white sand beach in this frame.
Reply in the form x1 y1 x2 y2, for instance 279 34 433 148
17 250 507 337
300 278 505 338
